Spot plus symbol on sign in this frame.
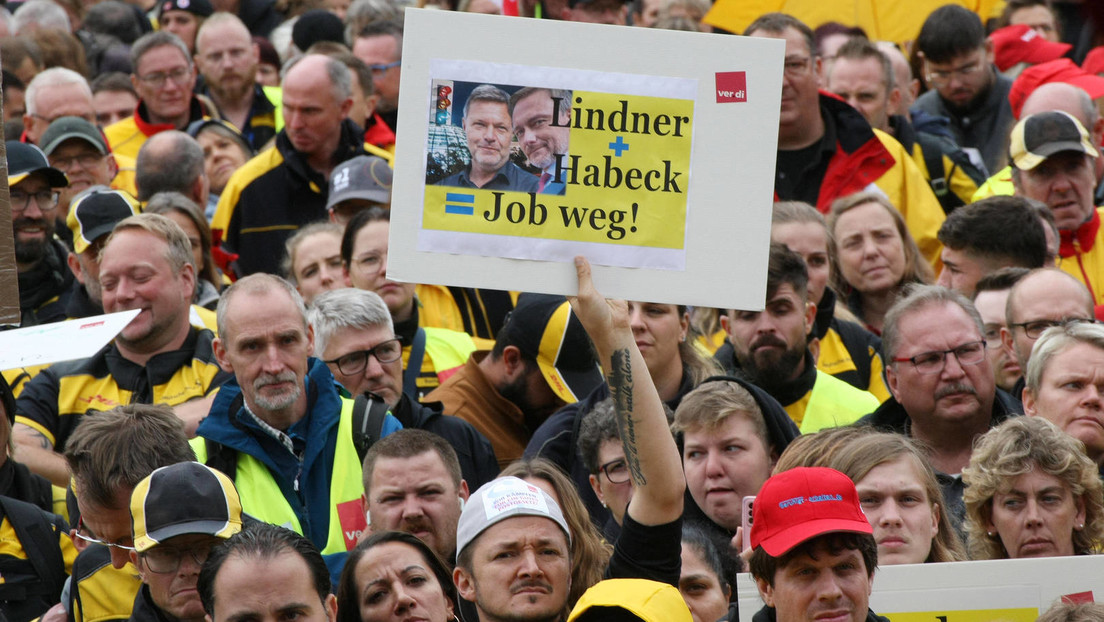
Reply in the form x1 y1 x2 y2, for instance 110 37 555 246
608 136 629 157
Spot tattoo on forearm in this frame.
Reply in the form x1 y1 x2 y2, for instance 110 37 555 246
609 348 646 485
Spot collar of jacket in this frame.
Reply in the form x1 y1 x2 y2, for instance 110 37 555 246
198 357 345 460
275 118 367 187
1060 208 1101 258
134 97 207 137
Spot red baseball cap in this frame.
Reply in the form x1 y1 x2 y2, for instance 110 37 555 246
749 467 872 557
990 24 1071 73
1009 58 1104 119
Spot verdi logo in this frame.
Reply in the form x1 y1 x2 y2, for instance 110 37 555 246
715 72 747 103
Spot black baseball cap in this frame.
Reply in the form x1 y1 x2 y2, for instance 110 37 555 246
499 294 602 403
6 141 68 188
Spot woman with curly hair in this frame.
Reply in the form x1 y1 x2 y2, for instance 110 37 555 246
963 416 1104 559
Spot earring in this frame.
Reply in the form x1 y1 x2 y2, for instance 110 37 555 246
987 531 996 537
601 501 608 509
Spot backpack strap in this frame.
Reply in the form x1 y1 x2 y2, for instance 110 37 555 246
0 496 66 598
402 328 428 401
352 392 391 465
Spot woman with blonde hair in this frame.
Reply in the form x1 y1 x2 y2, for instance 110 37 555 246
775 426 966 564
963 416 1104 559
827 191 934 334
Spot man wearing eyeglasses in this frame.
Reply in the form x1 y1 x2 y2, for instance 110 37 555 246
860 284 1020 531
105 31 214 163
308 288 499 489
21 67 97 147
62 403 197 622
744 13 946 267
195 273 395 580
127 462 244 622
913 5 1014 176
6 140 73 327
1001 267 1095 401
39 116 126 216
351 19 402 138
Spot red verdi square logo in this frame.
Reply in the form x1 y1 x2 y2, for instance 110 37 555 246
715 72 747 103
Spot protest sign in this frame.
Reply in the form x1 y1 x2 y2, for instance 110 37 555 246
389 11 784 310
0 309 140 370
0 137 18 325
736 555 1104 621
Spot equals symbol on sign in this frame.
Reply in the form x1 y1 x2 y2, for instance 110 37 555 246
445 192 475 215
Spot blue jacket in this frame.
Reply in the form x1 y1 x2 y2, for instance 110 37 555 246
196 358 400 579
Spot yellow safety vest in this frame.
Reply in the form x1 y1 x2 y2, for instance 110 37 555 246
785 370 881 434
191 397 366 555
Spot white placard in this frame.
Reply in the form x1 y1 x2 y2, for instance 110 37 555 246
389 10 783 311
736 555 1104 621
0 309 140 370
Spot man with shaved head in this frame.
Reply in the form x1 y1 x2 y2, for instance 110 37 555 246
1001 268 1096 400
211 54 392 276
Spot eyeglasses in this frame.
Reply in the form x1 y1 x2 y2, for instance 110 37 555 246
11 189 60 213
324 338 403 375
368 60 401 75
1010 318 1096 339
137 66 191 88
74 516 136 552
892 340 987 375
141 543 214 574
983 326 1004 349
51 152 105 170
598 458 630 485
925 60 985 87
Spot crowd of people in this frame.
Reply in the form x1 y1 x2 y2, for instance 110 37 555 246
2 0 1104 621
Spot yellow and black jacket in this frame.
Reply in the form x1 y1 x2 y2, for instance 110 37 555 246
67 545 139 622
0 495 77 622
211 120 393 276
14 328 230 451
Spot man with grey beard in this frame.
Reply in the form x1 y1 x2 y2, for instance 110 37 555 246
196 273 400 579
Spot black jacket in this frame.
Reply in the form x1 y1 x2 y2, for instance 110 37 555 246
750 604 889 622
391 394 500 490
857 388 1022 532
16 238 73 328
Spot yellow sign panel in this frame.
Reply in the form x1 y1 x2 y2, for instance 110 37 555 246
423 89 694 250
886 608 1038 622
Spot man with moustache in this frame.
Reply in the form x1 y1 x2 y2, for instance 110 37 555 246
860 285 1020 529
195 13 281 151
5 141 73 327
193 273 396 579
14 214 228 487
212 54 392 276
717 243 879 432
436 84 539 193
509 87 571 195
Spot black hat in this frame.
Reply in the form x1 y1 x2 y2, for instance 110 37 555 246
1009 110 1099 171
130 462 243 552
40 116 109 156
159 0 213 18
292 10 345 52
6 141 68 188
66 187 140 254
499 294 602 403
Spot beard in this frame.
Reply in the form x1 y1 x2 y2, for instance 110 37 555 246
13 216 53 264
252 371 302 413
208 68 255 104
735 335 806 394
